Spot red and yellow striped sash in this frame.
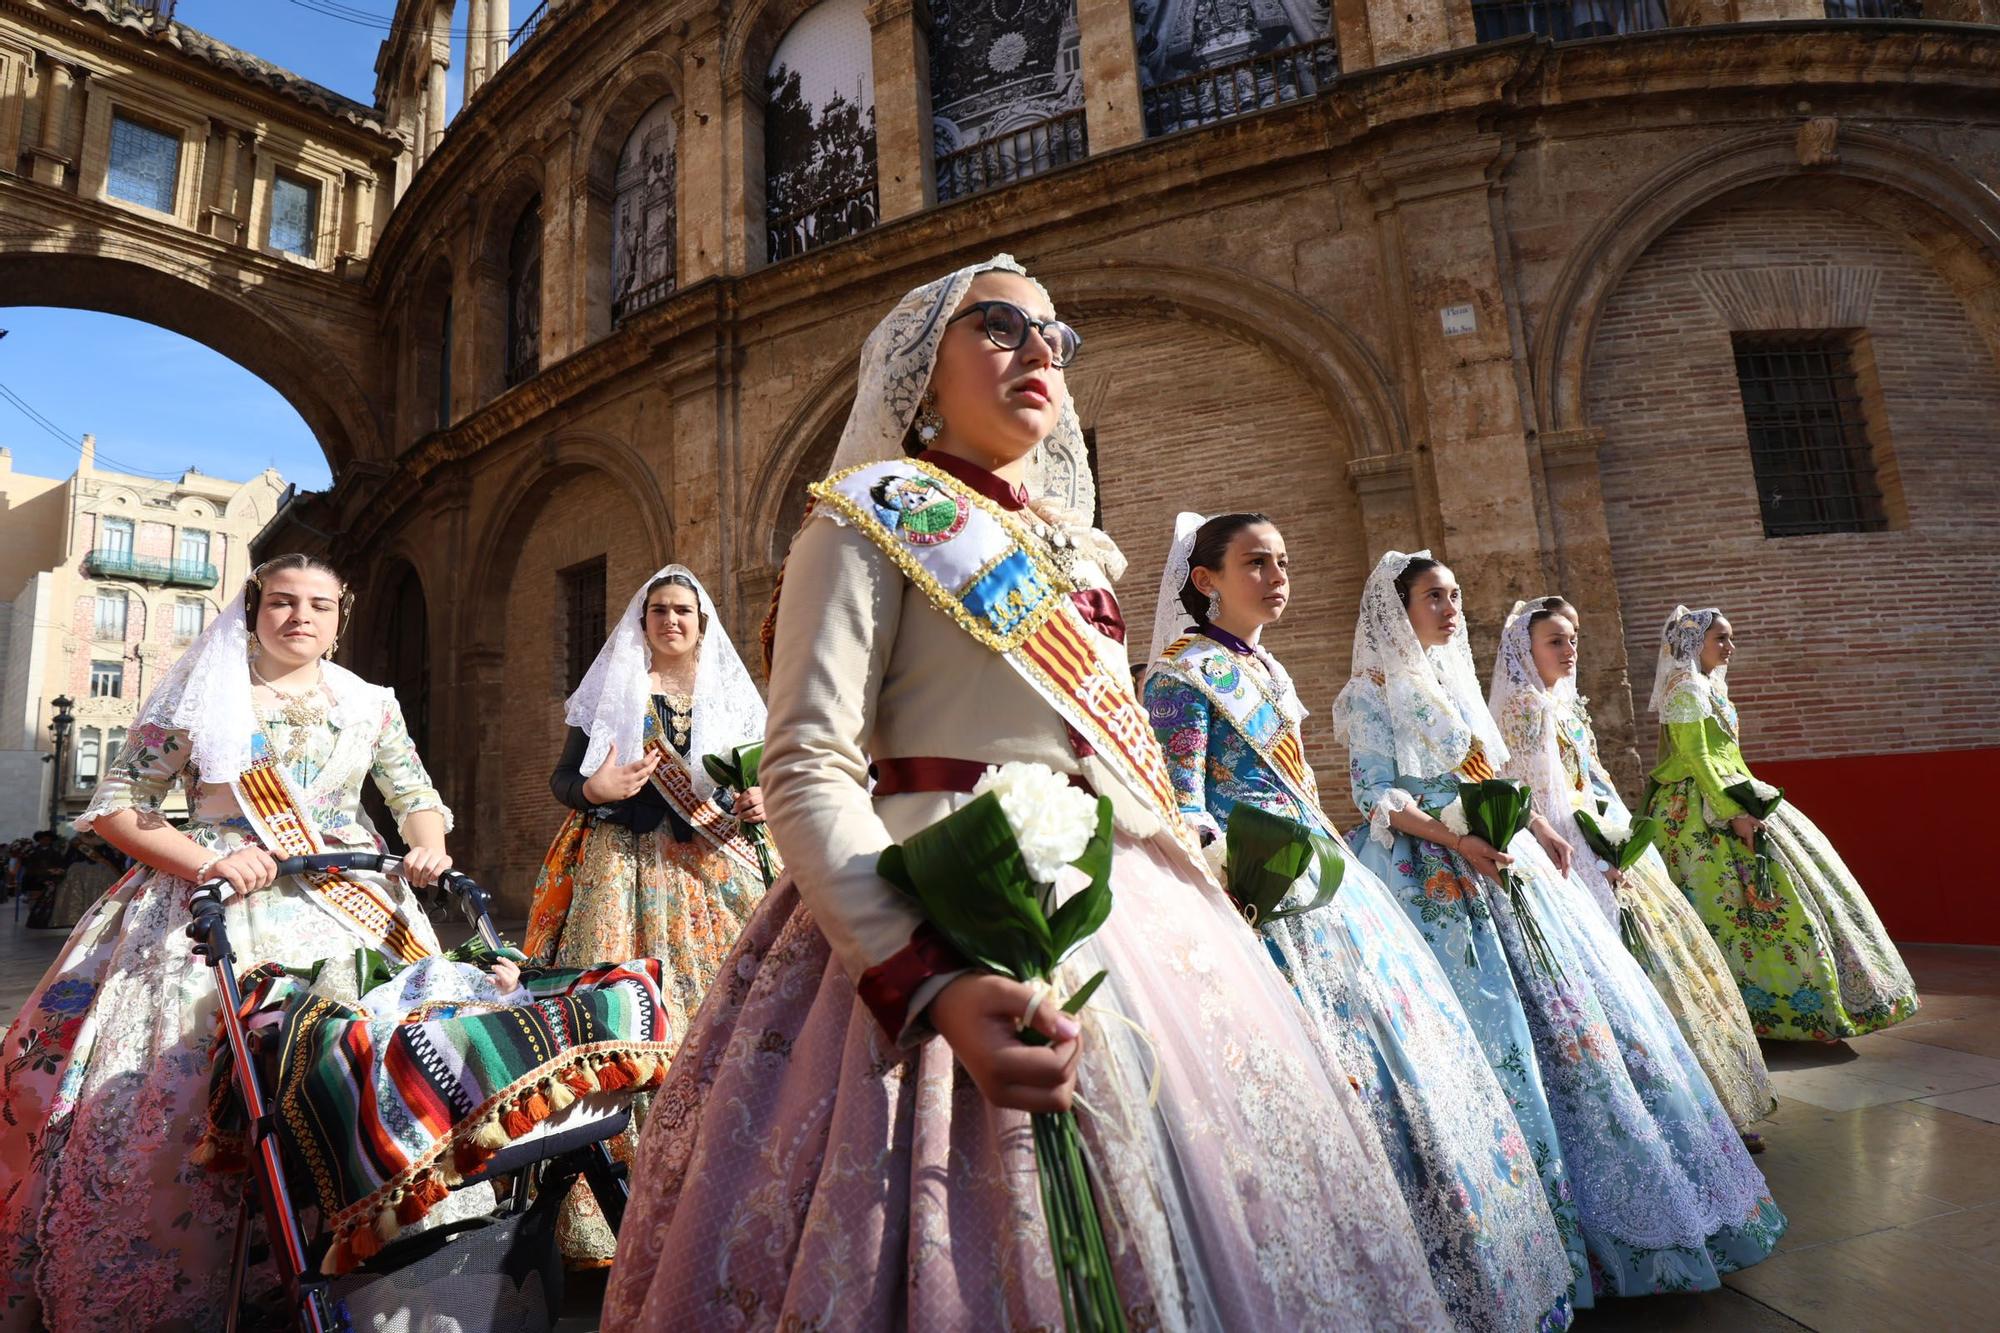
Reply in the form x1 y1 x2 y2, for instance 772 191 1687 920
236 758 431 964
1457 743 1497 783
1018 604 1181 826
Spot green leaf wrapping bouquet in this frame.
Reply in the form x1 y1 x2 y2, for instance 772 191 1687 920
1222 804 1345 927
1574 803 1664 973
703 740 778 886
1456 779 1566 983
1723 778 1786 909
875 761 1125 1333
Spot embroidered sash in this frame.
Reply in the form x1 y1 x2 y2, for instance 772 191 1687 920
644 739 771 879
1157 634 1332 834
812 459 1187 849
233 752 433 964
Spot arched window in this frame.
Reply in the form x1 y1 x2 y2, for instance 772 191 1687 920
74 727 101 790
612 99 678 324
437 294 454 428
931 0 1088 201
764 0 879 263
505 198 543 387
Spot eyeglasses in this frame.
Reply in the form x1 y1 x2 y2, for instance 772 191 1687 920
945 301 1081 368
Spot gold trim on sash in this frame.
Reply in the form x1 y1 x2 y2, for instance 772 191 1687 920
234 757 432 964
643 739 770 878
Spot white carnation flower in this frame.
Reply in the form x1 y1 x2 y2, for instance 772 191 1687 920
974 761 1098 885
1438 797 1470 838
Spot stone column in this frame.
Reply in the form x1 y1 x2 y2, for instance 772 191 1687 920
488 0 513 79
683 14 732 281
426 57 449 157
465 0 492 102
1075 0 1146 152
1536 427 1646 788
199 121 238 240
26 56 77 187
340 168 378 271
1362 135 1547 652
866 0 935 221
1347 452 1430 558
229 128 258 239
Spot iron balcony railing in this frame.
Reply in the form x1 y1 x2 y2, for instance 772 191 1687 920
936 108 1089 203
509 2 550 54
1471 0 1672 42
767 179 881 263
1142 37 1341 139
84 549 219 588
613 274 676 325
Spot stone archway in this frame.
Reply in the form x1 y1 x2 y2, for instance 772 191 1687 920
0 234 385 476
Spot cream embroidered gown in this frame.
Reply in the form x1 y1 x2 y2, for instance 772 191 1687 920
0 680 455 1331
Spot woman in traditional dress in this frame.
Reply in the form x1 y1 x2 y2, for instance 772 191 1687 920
1488 598 1776 1143
0 554 463 1331
1644 605 1918 1041
1336 551 1785 1302
42 833 123 932
524 563 773 1265
1144 512 1576 1332
604 257 1452 1330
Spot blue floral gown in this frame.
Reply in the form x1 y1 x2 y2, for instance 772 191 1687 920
1339 677 1788 1301
1148 637 1575 1332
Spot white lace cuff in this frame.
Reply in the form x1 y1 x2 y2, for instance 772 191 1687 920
1367 788 1420 849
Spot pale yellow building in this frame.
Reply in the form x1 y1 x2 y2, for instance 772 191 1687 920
0 437 285 836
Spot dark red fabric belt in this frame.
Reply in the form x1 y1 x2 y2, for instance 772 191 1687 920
873 756 1092 796
1068 588 1126 644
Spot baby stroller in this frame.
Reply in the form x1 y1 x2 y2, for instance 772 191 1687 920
188 852 632 1333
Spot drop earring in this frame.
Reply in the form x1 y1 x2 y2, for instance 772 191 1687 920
1204 588 1222 622
915 394 944 445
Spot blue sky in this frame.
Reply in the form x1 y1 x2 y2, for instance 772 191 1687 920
0 3 472 493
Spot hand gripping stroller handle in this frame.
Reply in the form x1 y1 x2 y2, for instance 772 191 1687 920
188 853 506 954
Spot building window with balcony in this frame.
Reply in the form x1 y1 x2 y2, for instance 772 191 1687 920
101 516 134 557
75 728 101 790
269 171 320 258
764 0 879 264
1733 332 1893 538
179 527 210 569
612 100 678 324
94 589 128 641
107 112 182 214
174 597 206 641
505 199 543 388
90 659 124 699
560 557 607 694
931 0 1088 202
1130 0 1340 136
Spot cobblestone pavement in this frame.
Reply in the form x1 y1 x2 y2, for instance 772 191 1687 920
1 904 1992 1331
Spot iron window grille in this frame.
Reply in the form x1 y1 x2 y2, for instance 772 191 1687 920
1732 333 1889 538
107 113 181 213
561 557 607 694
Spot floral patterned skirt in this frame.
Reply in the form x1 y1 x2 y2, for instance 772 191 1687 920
1649 779 1919 1042
602 833 1454 1332
1262 858 1576 1333
525 813 768 1267
1348 824 1786 1301
0 864 449 1332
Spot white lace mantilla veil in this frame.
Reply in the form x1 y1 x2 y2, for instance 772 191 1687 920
77 589 381 828
822 253 1096 521
1146 511 1208 668
1648 603 1724 716
564 564 766 800
1330 549 1508 780
1487 600 1579 825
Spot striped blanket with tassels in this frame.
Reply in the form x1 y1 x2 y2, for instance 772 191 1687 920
199 958 676 1274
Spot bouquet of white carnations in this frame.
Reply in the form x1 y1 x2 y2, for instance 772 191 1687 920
876 762 1126 1333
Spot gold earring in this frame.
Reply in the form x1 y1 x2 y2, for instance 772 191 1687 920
248 635 262 660
915 394 944 445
